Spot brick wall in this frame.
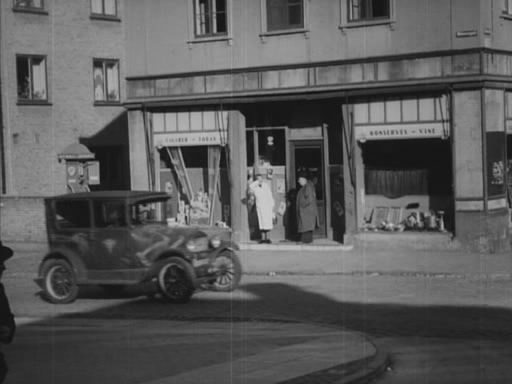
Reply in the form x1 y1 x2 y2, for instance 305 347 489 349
1 0 126 196
0 196 46 242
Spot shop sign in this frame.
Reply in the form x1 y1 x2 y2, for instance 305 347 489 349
154 131 226 147
355 123 447 141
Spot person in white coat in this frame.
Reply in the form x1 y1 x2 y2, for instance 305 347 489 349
249 171 275 243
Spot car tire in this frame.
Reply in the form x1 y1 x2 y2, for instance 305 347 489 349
157 257 195 303
41 259 79 304
211 250 242 292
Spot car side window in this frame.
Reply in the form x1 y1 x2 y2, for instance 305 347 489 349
55 201 91 229
93 201 127 228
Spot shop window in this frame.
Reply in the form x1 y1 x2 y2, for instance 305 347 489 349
93 59 120 103
402 99 418 121
369 101 385 123
265 0 304 31
363 139 452 197
91 0 117 17
13 0 43 10
16 55 47 102
419 98 435 121
247 129 286 169
257 130 285 166
194 0 228 37
348 0 390 22
385 100 401 122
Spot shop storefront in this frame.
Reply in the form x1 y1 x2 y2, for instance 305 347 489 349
348 94 454 235
151 110 231 227
140 101 345 245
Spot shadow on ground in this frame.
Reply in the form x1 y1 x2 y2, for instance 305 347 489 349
43 281 512 340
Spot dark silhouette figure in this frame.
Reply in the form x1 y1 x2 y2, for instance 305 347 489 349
0 241 15 384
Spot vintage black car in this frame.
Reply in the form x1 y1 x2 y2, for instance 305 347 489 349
35 191 242 304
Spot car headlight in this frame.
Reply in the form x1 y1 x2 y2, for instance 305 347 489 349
186 239 197 252
210 236 221 249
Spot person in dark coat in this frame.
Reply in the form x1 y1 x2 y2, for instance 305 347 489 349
0 241 14 383
295 174 319 243
0 241 15 344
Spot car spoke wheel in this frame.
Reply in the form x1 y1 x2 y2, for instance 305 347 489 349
41 259 78 304
157 257 195 303
211 250 242 292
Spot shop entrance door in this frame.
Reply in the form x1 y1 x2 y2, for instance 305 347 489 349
289 141 327 239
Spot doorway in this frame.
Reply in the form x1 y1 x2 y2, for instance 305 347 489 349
288 140 327 239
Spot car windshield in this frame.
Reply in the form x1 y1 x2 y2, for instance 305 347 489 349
129 198 169 225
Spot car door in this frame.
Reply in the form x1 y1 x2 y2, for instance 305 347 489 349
90 199 136 278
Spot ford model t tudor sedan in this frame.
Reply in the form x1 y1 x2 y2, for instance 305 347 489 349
36 191 242 304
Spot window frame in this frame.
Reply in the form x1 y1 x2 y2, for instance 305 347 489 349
260 0 309 39
90 0 119 21
503 0 512 18
16 54 49 104
339 0 395 31
12 0 46 13
193 0 228 38
92 58 121 105
188 0 232 44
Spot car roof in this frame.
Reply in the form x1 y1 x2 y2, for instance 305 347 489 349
46 190 170 203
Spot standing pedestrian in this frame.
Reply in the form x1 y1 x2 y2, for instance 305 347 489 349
296 173 319 244
0 241 15 384
249 169 275 244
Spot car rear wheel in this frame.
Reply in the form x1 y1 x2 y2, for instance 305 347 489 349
211 250 242 292
41 259 78 304
157 257 195 303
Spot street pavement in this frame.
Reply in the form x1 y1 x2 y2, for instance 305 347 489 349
2 241 512 383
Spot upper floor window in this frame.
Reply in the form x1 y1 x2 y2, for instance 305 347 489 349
194 0 227 37
504 0 512 15
13 0 43 10
91 0 117 17
266 0 304 31
348 0 390 22
16 55 47 102
93 59 120 103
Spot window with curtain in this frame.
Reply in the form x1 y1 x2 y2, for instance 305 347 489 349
365 168 428 198
16 55 47 101
91 0 116 17
194 0 227 37
348 0 390 22
93 59 120 103
266 0 304 31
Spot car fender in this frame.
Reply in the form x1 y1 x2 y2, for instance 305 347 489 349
146 250 197 280
212 240 240 257
38 248 88 283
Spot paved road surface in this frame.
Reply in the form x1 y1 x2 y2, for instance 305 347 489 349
2 250 512 383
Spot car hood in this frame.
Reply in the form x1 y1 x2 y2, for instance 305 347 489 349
133 224 208 243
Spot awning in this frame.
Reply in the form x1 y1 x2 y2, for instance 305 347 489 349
57 143 95 161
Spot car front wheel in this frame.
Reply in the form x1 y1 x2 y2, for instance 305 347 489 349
157 257 195 303
211 250 242 292
41 259 79 304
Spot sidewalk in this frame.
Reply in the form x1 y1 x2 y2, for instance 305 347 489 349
5 239 512 278
239 244 512 278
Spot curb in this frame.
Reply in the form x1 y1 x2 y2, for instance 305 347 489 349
239 243 354 252
277 339 390 384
